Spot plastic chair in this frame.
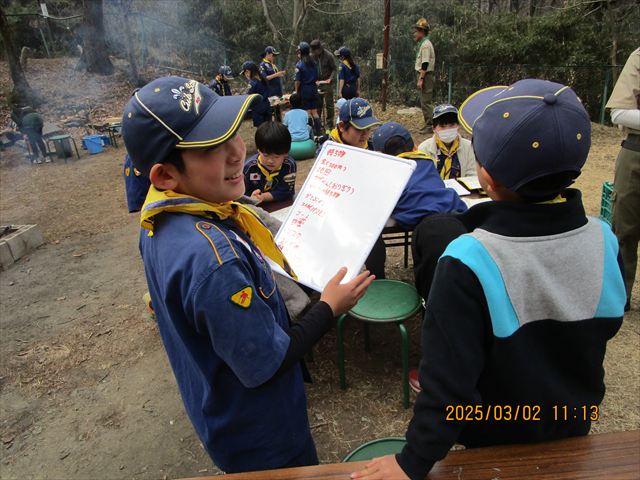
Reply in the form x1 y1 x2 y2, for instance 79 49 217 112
343 437 407 462
337 279 422 408
46 134 80 161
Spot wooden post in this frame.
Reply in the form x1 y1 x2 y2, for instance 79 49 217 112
381 0 390 111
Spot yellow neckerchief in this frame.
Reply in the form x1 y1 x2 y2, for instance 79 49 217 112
329 127 368 149
256 154 282 192
140 186 296 279
341 59 352 70
434 135 460 179
536 194 567 204
397 150 434 161
262 58 279 73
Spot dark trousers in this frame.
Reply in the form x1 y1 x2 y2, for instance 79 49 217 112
23 127 47 158
365 236 387 279
412 214 468 300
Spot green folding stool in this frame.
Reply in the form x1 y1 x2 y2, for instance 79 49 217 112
337 279 422 408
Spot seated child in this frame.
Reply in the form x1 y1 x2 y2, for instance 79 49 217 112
418 104 476 179
283 92 312 142
352 79 626 480
121 76 374 474
244 121 297 204
365 122 467 279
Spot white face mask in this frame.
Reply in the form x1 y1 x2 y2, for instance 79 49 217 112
436 127 459 144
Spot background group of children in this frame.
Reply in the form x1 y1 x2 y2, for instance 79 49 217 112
119 60 631 479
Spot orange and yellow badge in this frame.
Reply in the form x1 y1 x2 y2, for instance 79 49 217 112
230 286 253 309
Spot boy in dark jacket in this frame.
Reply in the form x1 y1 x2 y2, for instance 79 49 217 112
352 79 626 480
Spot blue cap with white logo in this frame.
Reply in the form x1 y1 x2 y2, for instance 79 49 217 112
338 98 382 130
122 76 258 177
459 79 590 195
264 46 280 55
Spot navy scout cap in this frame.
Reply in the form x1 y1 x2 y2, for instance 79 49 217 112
334 46 351 57
432 103 458 120
264 46 280 55
371 122 412 152
339 98 382 130
459 78 590 193
122 76 258 177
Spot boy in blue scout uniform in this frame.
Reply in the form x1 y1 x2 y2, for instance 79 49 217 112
208 66 233 97
294 42 322 136
244 121 297 204
334 46 360 100
365 122 467 279
325 97 381 151
260 46 286 122
351 79 626 480
123 154 151 212
121 76 374 473
241 61 272 127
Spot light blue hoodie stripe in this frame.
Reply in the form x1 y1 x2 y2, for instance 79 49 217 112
595 221 627 318
442 235 520 338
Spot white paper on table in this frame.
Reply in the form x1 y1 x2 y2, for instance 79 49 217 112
443 179 471 196
275 141 416 292
457 175 482 191
462 196 491 208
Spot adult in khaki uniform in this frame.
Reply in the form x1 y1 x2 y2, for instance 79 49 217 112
414 18 436 133
310 40 337 128
606 47 640 310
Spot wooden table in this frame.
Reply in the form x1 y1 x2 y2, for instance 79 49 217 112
182 430 639 479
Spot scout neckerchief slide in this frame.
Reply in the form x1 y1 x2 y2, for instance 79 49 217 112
256 155 281 192
140 186 297 279
434 135 460 179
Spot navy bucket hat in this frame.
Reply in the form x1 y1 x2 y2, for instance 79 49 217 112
122 76 258 177
459 79 591 194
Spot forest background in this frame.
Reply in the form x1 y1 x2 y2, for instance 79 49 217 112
1 0 639 122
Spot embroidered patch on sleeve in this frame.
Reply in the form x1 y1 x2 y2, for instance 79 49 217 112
230 286 253 309
249 173 261 181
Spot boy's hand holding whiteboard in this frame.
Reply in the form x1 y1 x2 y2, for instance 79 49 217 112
320 267 376 316
275 141 416 291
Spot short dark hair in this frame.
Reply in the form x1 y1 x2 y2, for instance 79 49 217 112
255 121 291 155
433 112 459 127
515 171 578 201
161 149 186 173
289 92 302 109
381 136 414 156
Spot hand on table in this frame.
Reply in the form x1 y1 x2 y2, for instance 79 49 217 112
320 267 375 316
350 455 409 480
251 189 265 204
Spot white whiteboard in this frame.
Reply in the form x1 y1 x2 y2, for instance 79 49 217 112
275 141 416 292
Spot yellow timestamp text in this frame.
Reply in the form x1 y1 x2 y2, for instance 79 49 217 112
552 405 600 422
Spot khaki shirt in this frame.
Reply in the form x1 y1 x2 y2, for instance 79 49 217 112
417 135 477 177
605 48 640 135
415 38 435 73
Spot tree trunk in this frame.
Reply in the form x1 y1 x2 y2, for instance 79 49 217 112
120 0 140 85
0 6 40 106
81 0 114 75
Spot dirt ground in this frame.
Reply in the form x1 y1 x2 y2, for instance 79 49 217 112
0 59 639 480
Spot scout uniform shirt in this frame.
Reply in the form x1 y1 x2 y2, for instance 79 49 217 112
338 61 360 99
415 37 435 73
294 59 319 109
392 150 467 229
123 154 151 212
243 153 297 201
259 58 283 97
138 192 312 473
208 76 232 96
605 47 640 136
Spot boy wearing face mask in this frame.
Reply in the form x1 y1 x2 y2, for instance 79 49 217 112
418 104 476 180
